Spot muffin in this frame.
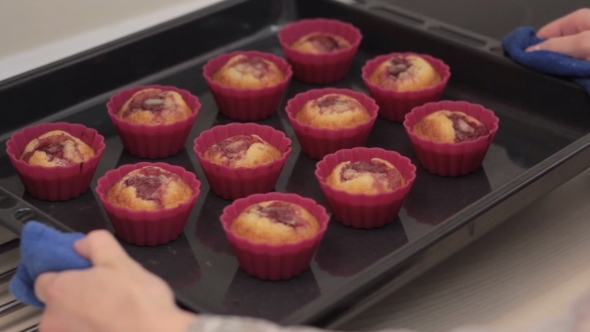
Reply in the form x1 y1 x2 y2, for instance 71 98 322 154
296 93 371 129
193 123 292 200
116 88 192 125
20 130 95 166
211 54 285 89
231 200 320 245
285 88 378 159
403 100 500 176
291 32 351 54
278 19 362 84
315 147 416 229
96 162 201 246
106 85 201 159
369 55 442 92
325 158 406 195
203 51 292 121
204 134 282 168
361 52 450 122
412 110 489 143
220 192 329 280
6 122 105 201
106 166 193 211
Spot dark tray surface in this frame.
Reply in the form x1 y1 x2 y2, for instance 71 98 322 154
1 0 590 327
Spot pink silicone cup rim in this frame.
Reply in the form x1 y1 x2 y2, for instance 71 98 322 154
106 85 200 158
284 88 379 159
219 192 330 255
202 50 293 97
402 100 500 151
193 123 292 199
95 162 201 220
5 122 106 200
277 18 363 62
361 52 451 98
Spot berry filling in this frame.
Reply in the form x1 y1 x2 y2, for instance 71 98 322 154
447 113 489 142
122 167 179 207
208 135 263 163
255 201 304 228
123 89 177 119
307 34 346 52
315 94 360 114
231 56 271 79
387 57 411 78
340 160 404 191
21 134 81 165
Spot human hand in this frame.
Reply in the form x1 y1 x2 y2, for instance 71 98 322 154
34 230 196 332
526 8 590 61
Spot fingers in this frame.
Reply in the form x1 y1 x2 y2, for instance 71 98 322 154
35 272 58 304
73 230 132 267
526 31 590 61
538 8 590 38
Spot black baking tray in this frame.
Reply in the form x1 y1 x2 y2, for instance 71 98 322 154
2 0 590 328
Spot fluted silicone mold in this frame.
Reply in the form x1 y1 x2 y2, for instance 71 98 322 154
106 85 201 159
95 162 201 246
193 123 292 200
6 122 106 201
361 52 451 122
284 88 378 160
220 192 329 280
278 18 362 84
403 100 500 176
315 147 416 229
202 51 292 121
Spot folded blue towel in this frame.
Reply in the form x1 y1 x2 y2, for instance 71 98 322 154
502 26 590 93
9 221 91 307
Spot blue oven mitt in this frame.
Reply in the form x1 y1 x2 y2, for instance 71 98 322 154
9 221 91 307
502 26 590 94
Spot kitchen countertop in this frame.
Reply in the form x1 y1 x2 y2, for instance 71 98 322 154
2 1 590 331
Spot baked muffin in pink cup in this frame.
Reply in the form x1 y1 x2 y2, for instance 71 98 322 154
193 123 292 200
403 100 500 177
106 85 201 159
315 147 416 229
285 88 378 160
202 51 292 121
361 52 450 122
278 18 362 84
95 162 201 246
6 122 105 201
220 192 329 280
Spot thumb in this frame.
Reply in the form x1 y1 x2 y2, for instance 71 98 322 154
526 32 590 61
74 230 132 267
34 272 58 304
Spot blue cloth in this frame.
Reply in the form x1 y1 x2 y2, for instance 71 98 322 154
502 26 590 93
9 221 91 307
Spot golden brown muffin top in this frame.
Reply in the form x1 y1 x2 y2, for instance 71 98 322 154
20 130 95 167
231 200 320 245
117 88 192 125
290 32 351 54
369 55 442 92
212 54 284 89
296 93 370 129
326 158 406 195
412 110 489 143
204 134 282 168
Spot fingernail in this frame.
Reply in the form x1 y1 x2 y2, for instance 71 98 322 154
526 45 540 52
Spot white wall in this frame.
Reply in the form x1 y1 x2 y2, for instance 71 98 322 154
0 0 221 80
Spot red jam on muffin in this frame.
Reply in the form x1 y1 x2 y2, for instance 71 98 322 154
106 166 193 211
290 32 351 54
412 110 489 143
212 54 285 89
369 55 442 92
326 158 406 194
204 134 282 168
117 88 192 125
231 200 320 245
20 130 95 166
296 93 371 129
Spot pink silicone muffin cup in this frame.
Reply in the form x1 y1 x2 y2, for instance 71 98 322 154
285 88 378 160
315 147 416 229
202 51 293 121
361 52 451 122
193 123 292 200
220 192 329 280
278 18 362 84
95 162 201 246
403 100 500 177
106 85 201 159
6 122 106 201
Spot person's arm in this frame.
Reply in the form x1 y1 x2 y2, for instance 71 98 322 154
526 8 590 61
